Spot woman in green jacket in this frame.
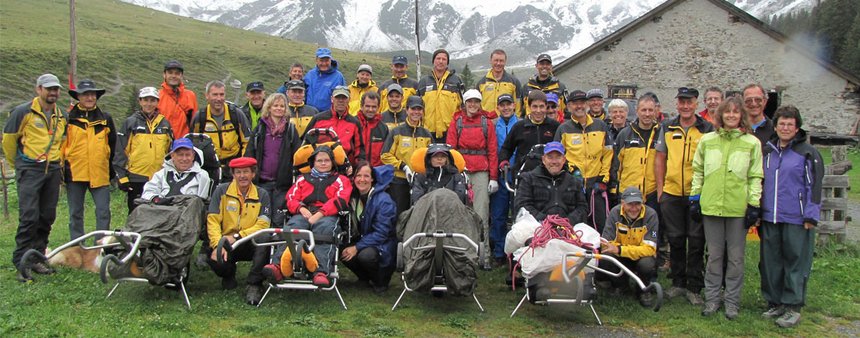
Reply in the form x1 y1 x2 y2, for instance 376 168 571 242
690 96 763 319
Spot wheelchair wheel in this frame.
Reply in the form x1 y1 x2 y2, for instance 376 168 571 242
396 242 404 272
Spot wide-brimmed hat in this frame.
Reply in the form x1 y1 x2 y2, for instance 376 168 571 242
69 79 106 100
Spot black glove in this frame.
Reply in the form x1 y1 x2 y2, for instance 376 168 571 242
745 205 761 229
689 196 703 223
152 196 174 205
118 181 131 192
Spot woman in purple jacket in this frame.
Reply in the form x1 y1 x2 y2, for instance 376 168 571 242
759 106 824 328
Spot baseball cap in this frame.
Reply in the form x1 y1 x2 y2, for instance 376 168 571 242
497 94 514 104
463 89 482 102
543 141 565 155
621 187 644 204
568 90 588 102
536 54 552 63
332 85 350 98
357 64 373 75
387 83 403 94
392 55 408 65
286 80 305 91
676 87 699 99
316 48 332 59
170 138 194 153
138 87 160 99
164 60 184 72
36 74 62 88
546 92 559 104
406 95 424 109
246 81 265 92
586 89 604 99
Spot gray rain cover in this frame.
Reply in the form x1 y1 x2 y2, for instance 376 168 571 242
397 189 481 295
120 195 203 285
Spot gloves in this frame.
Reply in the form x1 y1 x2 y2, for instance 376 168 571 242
745 205 761 229
499 160 510 171
488 180 499 194
152 196 174 205
592 182 607 194
118 181 131 192
689 195 703 223
403 165 414 179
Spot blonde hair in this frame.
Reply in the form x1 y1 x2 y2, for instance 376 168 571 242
712 96 751 134
260 93 288 118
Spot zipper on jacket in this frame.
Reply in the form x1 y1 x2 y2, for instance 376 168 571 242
772 149 783 224
798 192 804 217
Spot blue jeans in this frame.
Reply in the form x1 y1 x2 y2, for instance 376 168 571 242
67 182 111 240
489 184 511 259
274 215 339 274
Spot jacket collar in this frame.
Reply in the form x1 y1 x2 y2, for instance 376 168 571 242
226 180 259 200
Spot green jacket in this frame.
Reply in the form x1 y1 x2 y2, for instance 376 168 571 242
691 128 763 217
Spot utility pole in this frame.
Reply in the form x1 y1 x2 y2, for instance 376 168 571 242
70 0 78 86
414 0 421 79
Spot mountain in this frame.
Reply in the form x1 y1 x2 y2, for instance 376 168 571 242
121 0 815 67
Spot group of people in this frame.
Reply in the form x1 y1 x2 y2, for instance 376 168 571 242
3 47 822 328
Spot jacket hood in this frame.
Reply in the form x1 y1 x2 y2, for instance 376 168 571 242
317 59 340 74
371 165 394 192
424 143 455 168
163 147 205 173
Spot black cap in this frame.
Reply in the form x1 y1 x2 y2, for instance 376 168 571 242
676 87 699 99
406 95 424 109
69 79 106 100
392 55 408 65
536 54 552 63
246 81 265 92
286 80 305 91
164 60 184 72
568 90 588 102
497 94 514 104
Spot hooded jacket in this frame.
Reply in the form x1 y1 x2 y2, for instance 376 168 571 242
350 165 398 268
476 70 523 113
379 76 419 113
691 128 764 217
417 70 463 138
410 145 468 205
207 181 271 248
2 98 67 171
446 110 499 179
64 104 117 188
380 119 433 179
761 129 824 225
303 60 346 112
305 109 366 166
610 121 661 199
603 203 659 260
514 164 587 226
158 81 198 140
522 75 567 117
286 167 353 217
358 112 389 167
190 103 251 162
554 114 613 182
348 79 379 116
140 147 212 200
114 110 174 184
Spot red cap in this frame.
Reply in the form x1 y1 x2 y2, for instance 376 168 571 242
229 157 257 168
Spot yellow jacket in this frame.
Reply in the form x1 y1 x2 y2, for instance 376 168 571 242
63 104 117 188
417 70 463 138
190 104 250 161
379 76 419 113
603 204 658 260
289 104 318 137
380 119 433 179
658 115 714 196
348 79 379 116
207 181 271 248
554 115 613 182
2 98 67 171
114 111 173 184
611 123 660 198
476 70 522 113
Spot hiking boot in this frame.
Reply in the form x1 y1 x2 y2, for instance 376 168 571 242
658 260 671 273
686 290 705 306
222 277 238 290
261 264 283 284
373 285 389 295
725 304 739 320
245 285 263 305
312 272 330 287
762 305 786 319
701 302 720 317
639 292 654 307
31 262 55 275
665 286 686 299
16 270 33 283
776 308 801 328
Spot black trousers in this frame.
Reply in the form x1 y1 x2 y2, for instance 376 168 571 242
597 255 656 293
660 193 705 292
389 178 411 216
125 181 146 214
204 243 269 286
342 247 394 287
12 168 61 269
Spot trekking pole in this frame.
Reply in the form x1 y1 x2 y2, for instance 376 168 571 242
1 159 9 218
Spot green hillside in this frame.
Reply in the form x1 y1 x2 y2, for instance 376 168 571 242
0 0 389 120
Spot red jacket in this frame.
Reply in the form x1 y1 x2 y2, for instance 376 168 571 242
286 173 353 216
446 110 499 180
305 110 365 166
698 108 714 124
358 113 388 167
158 82 198 139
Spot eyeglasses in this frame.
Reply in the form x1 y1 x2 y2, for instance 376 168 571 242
776 122 796 129
744 97 764 104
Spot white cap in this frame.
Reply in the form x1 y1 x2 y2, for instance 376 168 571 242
138 87 160 99
463 89 482 102
357 64 373 74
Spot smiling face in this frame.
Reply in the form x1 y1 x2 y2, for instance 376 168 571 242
704 90 722 113
433 52 448 73
569 100 588 120
391 63 407 78
721 102 743 130
353 165 373 194
776 116 798 145
610 107 627 127
387 91 402 110
316 57 332 72
78 92 98 110
246 90 265 108
623 201 643 219
163 69 183 87
636 100 656 129
171 148 195 172
676 97 698 119
536 60 552 79
269 96 286 119
288 88 305 105
206 86 226 114
491 52 506 74
498 100 515 118
529 100 547 123
289 66 304 80
232 167 256 191
465 98 481 116
362 97 379 119
357 71 371 85
313 152 333 173
407 106 423 124
743 86 767 121
139 97 159 115
542 151 565 176
587 97 604 116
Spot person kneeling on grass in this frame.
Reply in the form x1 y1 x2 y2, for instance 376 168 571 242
343 161 397 294
263 146 353 287
205 157 271 305
597 187 659 307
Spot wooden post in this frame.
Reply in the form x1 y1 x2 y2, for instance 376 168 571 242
70 0 77 85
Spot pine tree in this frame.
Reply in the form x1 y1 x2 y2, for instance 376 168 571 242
838 12 860 75
461 64 475 89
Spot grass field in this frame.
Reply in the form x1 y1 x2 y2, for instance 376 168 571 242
0 0 393 122
0 182 858 337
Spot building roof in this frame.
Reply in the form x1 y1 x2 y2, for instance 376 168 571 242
552 0 860 86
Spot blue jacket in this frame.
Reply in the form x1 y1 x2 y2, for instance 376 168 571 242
303 60 346 112
495 115 518 184
762 129 824 225
354 165 398 268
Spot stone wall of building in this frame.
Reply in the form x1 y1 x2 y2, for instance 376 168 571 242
555 0 859 135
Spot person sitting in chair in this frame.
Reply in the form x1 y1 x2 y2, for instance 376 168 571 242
514 141 587 226
140 137 211 203
263 145 353 287
205 157 271 305
410 143 468 205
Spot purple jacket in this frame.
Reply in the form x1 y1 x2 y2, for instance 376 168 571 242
761 129 824 225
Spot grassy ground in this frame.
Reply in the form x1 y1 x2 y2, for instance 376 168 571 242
818 146 860 201
0 184 858 337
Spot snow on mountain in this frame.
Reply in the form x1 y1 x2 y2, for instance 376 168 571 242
121 0 815 66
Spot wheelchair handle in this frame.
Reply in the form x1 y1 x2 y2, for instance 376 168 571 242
99 254 122 284
502 165 515 193
402 232 479 251
215 237 232 265
644 282 664 312
230 228 316 252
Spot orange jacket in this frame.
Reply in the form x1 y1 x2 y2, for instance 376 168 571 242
158 82 198 139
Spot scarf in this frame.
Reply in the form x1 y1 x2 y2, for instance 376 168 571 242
264 116 287 136
310 167 332 178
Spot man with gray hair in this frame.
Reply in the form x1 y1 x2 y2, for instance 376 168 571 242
190 80 251 181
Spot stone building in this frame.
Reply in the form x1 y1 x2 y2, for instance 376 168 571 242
553 0 860 136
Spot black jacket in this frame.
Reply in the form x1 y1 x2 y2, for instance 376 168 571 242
498 117 559 178
245 119 301 191
515 164 587 226
411 164 468 205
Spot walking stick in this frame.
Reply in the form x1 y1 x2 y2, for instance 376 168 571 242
1 159 9 219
